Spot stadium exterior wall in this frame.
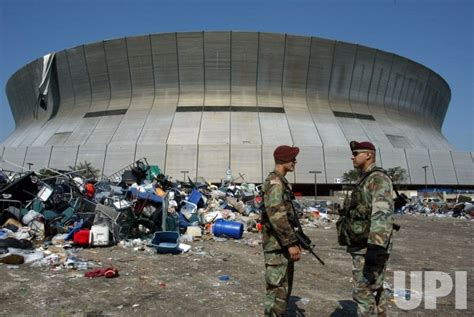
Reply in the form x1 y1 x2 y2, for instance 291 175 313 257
1 31 473 186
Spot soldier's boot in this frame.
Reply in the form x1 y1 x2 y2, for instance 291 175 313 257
263 307 285 317
264 286 287 317
263 308 285 317
356 305 378 317
375 285 387 317
377 304 387 317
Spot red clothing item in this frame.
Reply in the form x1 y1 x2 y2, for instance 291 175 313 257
84 183 95 199
84 267 119 278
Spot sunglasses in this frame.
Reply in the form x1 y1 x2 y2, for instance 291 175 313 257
352 150 369 157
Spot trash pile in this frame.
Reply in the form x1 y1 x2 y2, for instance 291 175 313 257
0 159 302 272
398 195 473 220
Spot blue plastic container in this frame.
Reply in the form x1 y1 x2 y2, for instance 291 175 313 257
187 189 202 205
212 219 244 239
150 231 180 254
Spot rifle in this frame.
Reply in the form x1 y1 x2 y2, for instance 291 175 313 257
259 175 325 265
294 228 325 265
288 193 325 265
261 202 325 265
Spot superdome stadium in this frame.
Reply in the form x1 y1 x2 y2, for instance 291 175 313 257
1 31 473 187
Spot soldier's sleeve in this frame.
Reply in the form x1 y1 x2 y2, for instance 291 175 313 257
366 173 394 248
264 179 298 247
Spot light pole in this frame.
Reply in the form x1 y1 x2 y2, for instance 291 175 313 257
27 162 34 170
309 170 322 202
422 165 429 191
180 170 189 182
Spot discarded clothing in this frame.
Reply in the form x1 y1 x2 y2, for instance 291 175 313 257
84 267 119 278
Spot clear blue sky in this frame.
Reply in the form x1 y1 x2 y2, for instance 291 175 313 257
1 0 472 151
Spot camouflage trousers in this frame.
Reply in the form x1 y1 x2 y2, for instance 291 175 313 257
351 253 389 317
264 251 294 317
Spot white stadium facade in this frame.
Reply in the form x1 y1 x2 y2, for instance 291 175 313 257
2 32 473 189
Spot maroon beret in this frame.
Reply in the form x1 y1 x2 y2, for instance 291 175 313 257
274 145 300 163
350 140 375 151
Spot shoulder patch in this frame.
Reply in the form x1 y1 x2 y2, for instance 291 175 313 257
270 178 282 185
371 171 392 183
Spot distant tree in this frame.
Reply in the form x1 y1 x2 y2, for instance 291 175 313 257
342 166 408 186
386 166 408 186
68 161 100 180
37 168 60 179
342 169 361 184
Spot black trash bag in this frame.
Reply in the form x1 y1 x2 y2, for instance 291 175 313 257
0 238 34 249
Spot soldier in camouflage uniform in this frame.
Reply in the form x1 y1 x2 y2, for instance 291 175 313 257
343 141 394 317
262 145 302 317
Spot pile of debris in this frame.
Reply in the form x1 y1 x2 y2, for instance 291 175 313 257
399 195 473 220
0 158 332 273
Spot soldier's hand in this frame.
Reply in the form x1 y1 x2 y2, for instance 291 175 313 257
288 245 301 262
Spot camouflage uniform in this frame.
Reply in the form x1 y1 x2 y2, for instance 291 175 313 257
347 163 394 317
262 171 298 317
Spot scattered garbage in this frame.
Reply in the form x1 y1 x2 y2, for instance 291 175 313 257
218 274 230 281
178 243 192 253
298 297 310 305
383 281 424 304
398 196 473 219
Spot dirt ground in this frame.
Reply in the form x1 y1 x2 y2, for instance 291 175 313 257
0 214 472 317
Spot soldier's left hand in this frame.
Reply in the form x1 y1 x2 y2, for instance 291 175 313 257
288 245 301 261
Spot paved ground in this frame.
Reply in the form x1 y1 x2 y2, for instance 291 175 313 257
0 214 472 316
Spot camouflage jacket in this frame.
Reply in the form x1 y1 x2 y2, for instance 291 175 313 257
346 163 394 252
261 171 298 252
